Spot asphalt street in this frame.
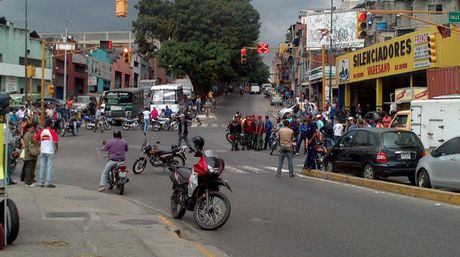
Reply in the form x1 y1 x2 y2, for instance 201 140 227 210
19 93 460 257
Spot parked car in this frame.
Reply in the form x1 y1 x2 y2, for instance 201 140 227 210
261 83 272 91
250 85 261 94
271 94 283 106
323 128 425 185
415 136 460 190
278 102 318 118
73 95 97 112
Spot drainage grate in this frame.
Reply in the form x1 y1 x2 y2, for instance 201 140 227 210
119 219 159 226
45 211 90 218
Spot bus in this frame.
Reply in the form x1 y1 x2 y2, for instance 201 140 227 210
150 84 184 113
104 88 144 124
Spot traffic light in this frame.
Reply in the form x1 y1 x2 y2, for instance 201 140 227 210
240 48 247 64
100 40 113 50
257 43 269 54
123 47 130 63
26 65 36 78
357 11 367 39
116 0 128 17
428 34 437 63
47 84 55 96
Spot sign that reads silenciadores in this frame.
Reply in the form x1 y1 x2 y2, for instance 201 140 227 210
448 11 460 24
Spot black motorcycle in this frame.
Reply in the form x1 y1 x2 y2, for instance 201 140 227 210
169 149 231 230
132 140 187 174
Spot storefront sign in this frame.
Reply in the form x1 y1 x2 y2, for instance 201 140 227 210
395 87 427 103
5 77 17 92
336 26 455 85
88 58 112 81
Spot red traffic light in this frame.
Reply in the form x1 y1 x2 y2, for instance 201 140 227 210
123 47 129 53
358 12 367 22
257 43 269 54
100 40 113 50
241 48 247 55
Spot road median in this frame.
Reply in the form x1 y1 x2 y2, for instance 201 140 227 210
301 169 460 206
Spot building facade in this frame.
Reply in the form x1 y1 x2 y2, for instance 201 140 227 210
0 21 52 97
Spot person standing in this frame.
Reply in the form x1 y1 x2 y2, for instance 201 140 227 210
177 114 192 149
242 115 255 150
333 119 344 144
23 123 39 186
36 119 59 188
263 116 273 150
228 116 242 151
195 96 202 113
296 118 309 154
255 115 264 150
93 108 104 133
276 120 295 177
303 115 317 171
322 120 334 148
142 107 151 134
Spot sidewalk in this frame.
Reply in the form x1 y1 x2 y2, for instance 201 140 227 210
3 185 226 257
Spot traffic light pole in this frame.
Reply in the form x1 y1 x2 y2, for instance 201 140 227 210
40 39 45 127
63 26 68 101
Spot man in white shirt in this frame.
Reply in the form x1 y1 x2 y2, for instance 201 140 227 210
16 106 26 120
142 107 151 134
333 119 344 145
35 119 59 188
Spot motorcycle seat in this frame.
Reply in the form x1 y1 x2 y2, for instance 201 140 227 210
177 167 192 180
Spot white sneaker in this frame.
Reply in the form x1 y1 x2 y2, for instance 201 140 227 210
30 183 36 187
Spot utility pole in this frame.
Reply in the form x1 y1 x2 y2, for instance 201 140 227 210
329 0 333 108
24 0 28 100
40 40 45 127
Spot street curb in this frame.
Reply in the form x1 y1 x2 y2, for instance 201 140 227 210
301 169 460 206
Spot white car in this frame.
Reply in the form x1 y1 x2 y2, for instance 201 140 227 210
415 136 460 190
250 85 261 94
278 102 318 118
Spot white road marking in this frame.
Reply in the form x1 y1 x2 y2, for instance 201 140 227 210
264 166 290 173
201 124 208 128
238 165 269 174
211 124 218 128
226 166 249 174
191 124 198 128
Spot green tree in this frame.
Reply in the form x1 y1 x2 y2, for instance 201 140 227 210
133 0 269 94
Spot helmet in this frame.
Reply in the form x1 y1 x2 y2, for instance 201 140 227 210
113 130 122 138
192 136 205 152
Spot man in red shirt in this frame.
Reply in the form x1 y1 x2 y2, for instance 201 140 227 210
35 119 59 188
242 115 255 150
382 113 392 128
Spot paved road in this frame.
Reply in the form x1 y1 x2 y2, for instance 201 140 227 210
25 93 460 257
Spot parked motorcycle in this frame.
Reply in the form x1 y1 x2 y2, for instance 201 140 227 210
107 161 129 195
83 115 95 130
132 140 187 174
315 141 327 170
151 118 171 131
269 132 278 155
121 117 141 131
169 149 231 230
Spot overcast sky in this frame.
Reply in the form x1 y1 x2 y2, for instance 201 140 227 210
0 0 337 66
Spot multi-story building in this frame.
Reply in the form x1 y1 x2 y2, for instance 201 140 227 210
0 19 53 97
53 43 88 98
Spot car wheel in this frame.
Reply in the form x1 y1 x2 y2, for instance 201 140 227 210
363 164 376 180
417 169 431 188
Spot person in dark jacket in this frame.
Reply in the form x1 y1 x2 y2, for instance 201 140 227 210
263 116 273 150
289 115 300 148
229 116 242 151
177 114 192 149
303 114 317 170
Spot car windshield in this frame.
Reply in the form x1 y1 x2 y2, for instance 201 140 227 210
391 115 408 128
382 131 422 148
152 89 178 104
106 92 132 105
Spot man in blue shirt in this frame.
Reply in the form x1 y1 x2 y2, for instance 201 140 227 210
296 118 308 154
164 106 173 118
263 115 273 150
303 114 318 170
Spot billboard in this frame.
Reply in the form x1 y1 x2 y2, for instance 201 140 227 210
306 10 364 49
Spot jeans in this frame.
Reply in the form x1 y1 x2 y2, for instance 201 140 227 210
296 134 307 153
263 132 272 149
231 133 240 150
100 160 118 187
72 120 79 135
39 153 56 185
178 133 193 149
277 149 294 175
144 119 150 134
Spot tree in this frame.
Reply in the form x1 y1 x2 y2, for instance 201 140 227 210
133 0 269 93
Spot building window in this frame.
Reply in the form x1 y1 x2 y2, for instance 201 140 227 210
19 57 41 66
0 53 2 62
428 4 443 13
74 64 86 74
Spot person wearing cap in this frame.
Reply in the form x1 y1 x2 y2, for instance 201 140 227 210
333 119 344 144
229 116 242 151
255 115 264 150
177 113 192 149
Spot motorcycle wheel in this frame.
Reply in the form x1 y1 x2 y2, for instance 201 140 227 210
85 123 95 130
152 124 160 131
132 158 147 174
0 198 20 244
162 123 169 130
171 190 186 219
117 184 125 195
121 122 131 131
226 132 232 143
103 122 112 130
193 191 231 230
170 154 185 167
172 122 179 131
270 144 276 155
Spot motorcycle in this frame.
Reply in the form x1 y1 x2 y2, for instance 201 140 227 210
269 132 278 155
169 149 231 230
83 115 96 130
315 141 328 170
121 117 141 131
151 117 171 131
61 118 80 137
107 161 129 195
132 140 187 174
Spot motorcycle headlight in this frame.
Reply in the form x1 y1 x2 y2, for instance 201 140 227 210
207 165 219 174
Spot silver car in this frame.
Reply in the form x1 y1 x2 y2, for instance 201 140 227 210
415 136 460 190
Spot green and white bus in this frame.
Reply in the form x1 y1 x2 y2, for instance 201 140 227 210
104 88 144 124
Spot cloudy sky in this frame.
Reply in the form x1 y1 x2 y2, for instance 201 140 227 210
0 0 338 66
